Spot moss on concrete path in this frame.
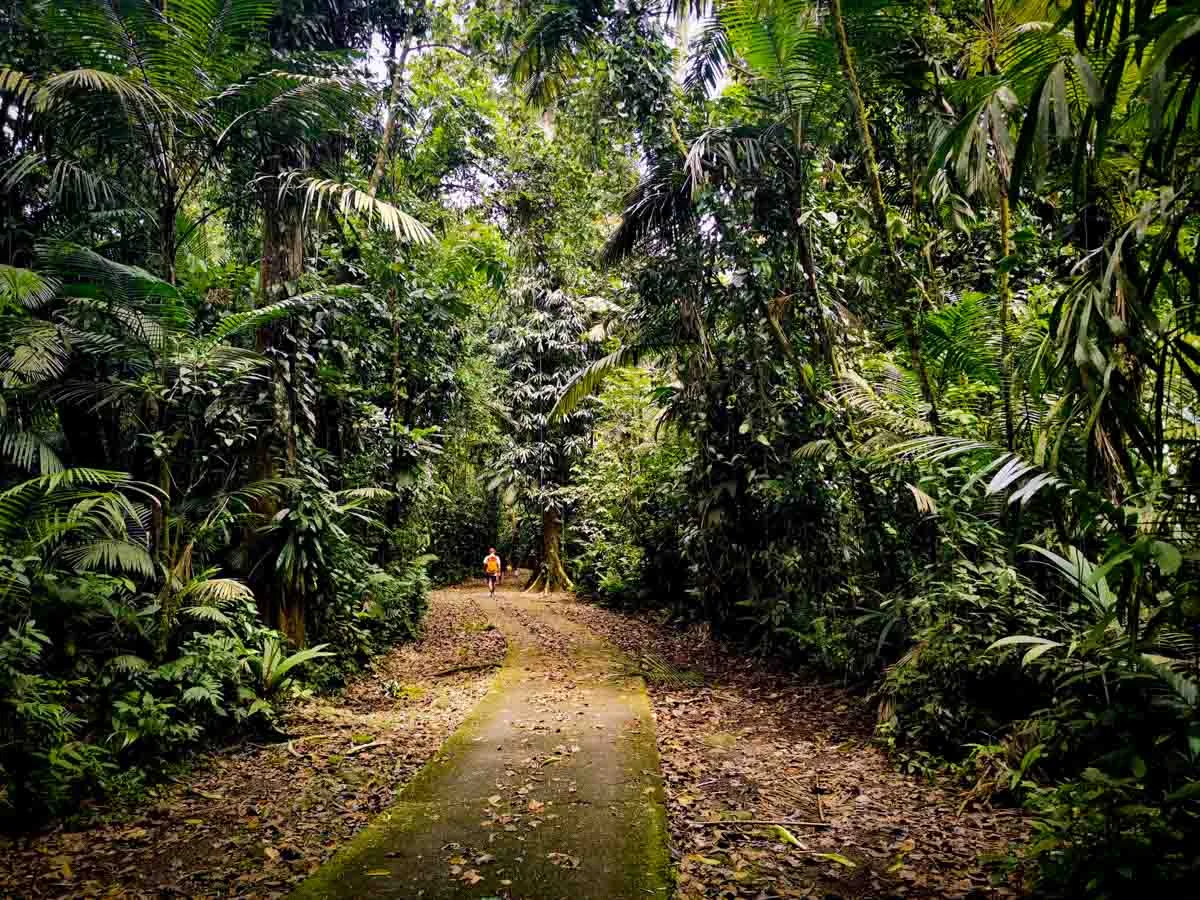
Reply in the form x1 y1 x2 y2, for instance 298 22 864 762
292 589 671 900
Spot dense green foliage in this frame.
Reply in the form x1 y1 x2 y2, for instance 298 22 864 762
519 0 1200 893
4 0 1200 893
0 0 524 819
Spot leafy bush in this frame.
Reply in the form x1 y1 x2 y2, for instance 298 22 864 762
0 620 111 816
876 556 1061 760
358 556 434 644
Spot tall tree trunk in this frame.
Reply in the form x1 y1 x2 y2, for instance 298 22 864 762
380 287 406 565
525 506 572 594
829 0 941 432
149 191 177 564
998 192 1015 449
252 184 307 646
367 33 414 201
982 0 1016 451
159 198 177 286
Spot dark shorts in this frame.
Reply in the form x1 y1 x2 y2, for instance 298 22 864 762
486 574 498 586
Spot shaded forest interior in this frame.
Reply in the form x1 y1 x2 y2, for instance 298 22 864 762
2 0 1200 896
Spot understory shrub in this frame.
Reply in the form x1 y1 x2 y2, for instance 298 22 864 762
1 550 433 821
569 432 1200 892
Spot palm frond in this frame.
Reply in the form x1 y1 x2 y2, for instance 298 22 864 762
512 0 607 109
180 575 254 605
0 428 64 475
64 539 155 577
795 438 838 461
886 435 1062 505
602 157 695 265
278 173 433 243
0 266 59 310
551 344 651 422
202 298 303 346
684 18 733 98
180 604 235 626
1 322 69 381
107 653 151 673
42 67 176 118
335 487 394 503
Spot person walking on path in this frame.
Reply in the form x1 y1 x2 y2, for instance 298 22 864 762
483 548 502 595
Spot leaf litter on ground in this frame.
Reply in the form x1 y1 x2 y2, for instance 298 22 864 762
0 591 506 899
557 600 1030 899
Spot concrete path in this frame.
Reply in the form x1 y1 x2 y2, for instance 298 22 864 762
292 588 671 900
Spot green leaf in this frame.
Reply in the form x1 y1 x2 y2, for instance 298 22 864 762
988 635 1063 665
1151 540 1182 576
1131 756 1147 779
772 825 803 847
814 852 857 868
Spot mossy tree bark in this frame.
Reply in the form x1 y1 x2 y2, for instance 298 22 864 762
525 506 573 593
251 184 306 647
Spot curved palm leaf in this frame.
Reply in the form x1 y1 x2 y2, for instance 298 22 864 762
279 173 434 243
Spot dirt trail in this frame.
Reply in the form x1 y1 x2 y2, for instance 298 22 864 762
292 588 671 899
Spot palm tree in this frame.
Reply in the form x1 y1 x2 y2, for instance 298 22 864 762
490 272 593 593
539 0 944 427
1 0 279 283
2 0 430 285
0 246 326 643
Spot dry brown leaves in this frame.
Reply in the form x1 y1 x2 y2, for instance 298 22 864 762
559 603 1030 899
0 591 506 899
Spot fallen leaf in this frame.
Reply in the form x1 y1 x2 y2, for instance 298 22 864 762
772 825 803 847
814 852 857 868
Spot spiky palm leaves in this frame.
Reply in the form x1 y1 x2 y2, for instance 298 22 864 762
1 0 428 283
927 0 1200 502
1 0 280 278
0 247 320 623
552 0 928 421
513 0 613 108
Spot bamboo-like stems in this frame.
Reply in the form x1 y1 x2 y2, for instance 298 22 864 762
829 0 941 432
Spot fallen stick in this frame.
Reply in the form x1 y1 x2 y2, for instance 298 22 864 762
345 739 389 756
689 819 831 828
815 773 825 823
430 662 501 678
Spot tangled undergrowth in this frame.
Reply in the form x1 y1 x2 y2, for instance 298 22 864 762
0 592 504 897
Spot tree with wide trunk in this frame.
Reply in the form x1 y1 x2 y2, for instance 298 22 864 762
490 272 592 594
